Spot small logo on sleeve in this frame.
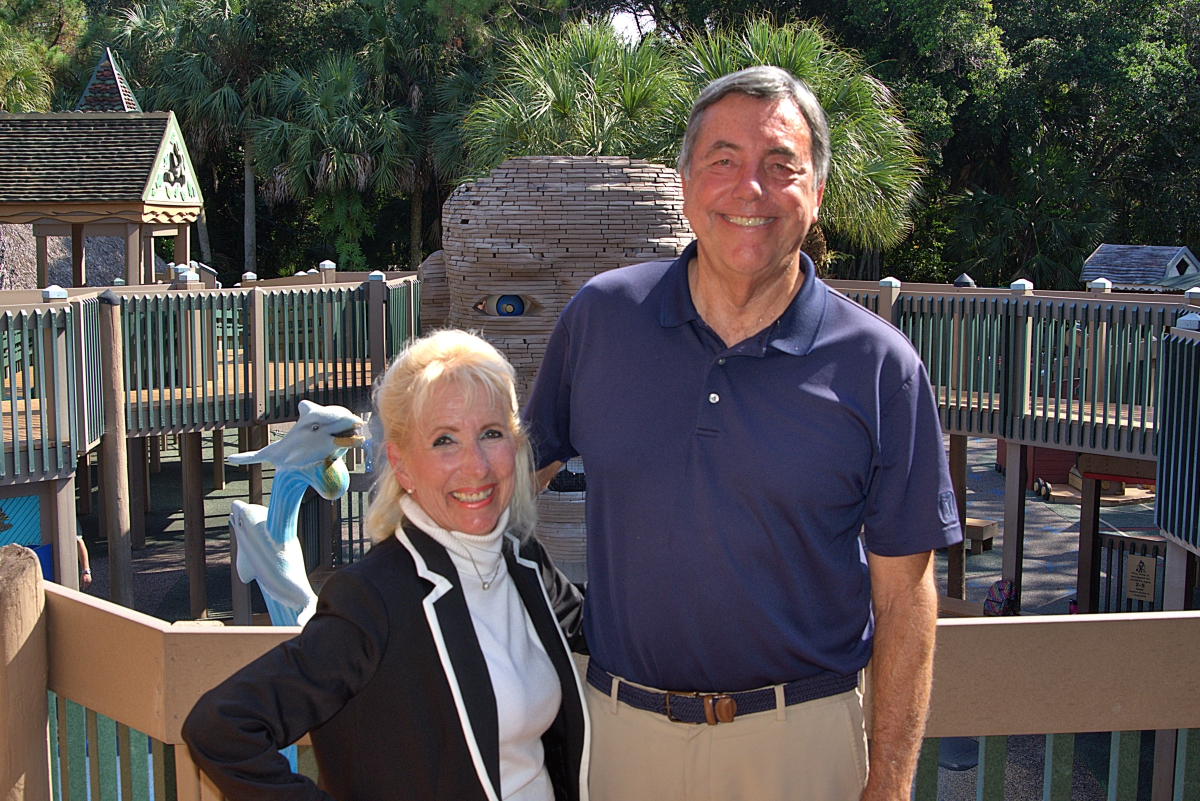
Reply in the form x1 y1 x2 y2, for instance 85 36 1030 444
938 492 957 524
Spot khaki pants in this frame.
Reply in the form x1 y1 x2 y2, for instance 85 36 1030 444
585 679 868 801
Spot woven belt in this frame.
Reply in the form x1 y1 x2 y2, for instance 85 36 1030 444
586 661 859 725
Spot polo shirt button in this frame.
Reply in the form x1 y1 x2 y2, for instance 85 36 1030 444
717 358 726 365
708 393 720 404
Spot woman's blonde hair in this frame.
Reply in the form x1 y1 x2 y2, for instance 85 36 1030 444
366 329 537 544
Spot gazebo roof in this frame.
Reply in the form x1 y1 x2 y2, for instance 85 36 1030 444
1080 244 1200 287
0 111 203 225
75 48 142 113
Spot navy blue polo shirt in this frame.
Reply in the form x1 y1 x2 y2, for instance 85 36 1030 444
523 241 961 692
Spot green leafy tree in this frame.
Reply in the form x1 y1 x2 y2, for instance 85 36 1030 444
121 0 268 273
252 54 412 269
0 26 56 110
946 147 1110 287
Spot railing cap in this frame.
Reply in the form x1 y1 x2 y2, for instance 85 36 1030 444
1088 277 1113 292
953 273 976 288
1185 286 1200 299
242 272 258 282
879 276 901 288
42 284 67 300
319 260 336 271
1177 312 1200 331
1011 278 1034 292
368 270 386 281
113 278 125 286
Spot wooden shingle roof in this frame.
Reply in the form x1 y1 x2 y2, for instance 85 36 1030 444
0 111 202 224
1080 244 1200 286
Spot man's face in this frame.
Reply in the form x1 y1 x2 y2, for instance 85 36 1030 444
681 93 825 282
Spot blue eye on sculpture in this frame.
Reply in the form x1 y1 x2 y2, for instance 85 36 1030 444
475 295 530 316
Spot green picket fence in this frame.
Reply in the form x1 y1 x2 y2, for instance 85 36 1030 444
386 280 420 356
913 730 1200 800
1155 327 1200 551
48 691 177 801
121 291 254 435
262 284 372 420
890 290 1192 454
0 303 80 480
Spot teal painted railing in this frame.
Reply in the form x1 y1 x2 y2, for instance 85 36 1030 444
1155 327 1200 548
0 302 79 480
262 284 373 420
121 290 254 434
49 691 176 801
386 280 420 357
75 297 104 451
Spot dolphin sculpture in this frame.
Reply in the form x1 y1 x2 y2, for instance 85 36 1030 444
228 400 364 627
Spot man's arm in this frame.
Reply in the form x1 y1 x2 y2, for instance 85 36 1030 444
862 549 938 801
535 460 565 491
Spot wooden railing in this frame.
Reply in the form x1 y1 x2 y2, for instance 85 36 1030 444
0 272 418 486
13 578 1200 801
828 279 1200 459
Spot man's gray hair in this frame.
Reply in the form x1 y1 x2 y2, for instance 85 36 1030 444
678 66 830 189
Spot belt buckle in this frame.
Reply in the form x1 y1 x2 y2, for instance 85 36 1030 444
665 691 738 725
664 691 699 724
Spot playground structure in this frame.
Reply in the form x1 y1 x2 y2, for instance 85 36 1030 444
2 152 1200 800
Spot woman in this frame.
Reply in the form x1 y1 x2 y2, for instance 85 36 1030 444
183 330 589 801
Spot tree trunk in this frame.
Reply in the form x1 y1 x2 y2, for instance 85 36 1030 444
196 207 213 265
243 131 257 274
409 185 423 268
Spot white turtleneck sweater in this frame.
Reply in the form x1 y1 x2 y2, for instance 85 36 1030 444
398 496 561 801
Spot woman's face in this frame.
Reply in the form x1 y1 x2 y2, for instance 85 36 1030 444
387 380 517 536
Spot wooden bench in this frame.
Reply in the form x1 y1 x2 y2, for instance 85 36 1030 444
964 518 998 555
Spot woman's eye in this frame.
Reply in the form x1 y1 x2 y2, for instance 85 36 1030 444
481 429 505 440
432 435 454 447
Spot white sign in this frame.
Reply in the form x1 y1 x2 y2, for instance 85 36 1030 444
1125 555 1157 602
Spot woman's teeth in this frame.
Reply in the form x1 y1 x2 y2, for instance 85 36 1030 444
451 487 494 503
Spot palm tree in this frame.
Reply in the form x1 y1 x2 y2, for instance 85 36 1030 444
252 54 411 270
121 0 266 273
461 19 922 253
461 21 685 167
947 146 1110 289
0 26 54 111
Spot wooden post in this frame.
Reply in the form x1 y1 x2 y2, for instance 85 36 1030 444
0 545 51 801
125 224 141 286
149 435 161 473
947 434 968 600
238 426 249 472
1001 440 1028 612
248 288 266 422
71 223 86 287
368 271 387 380
128 437 147 549
230 524 252 626
143 439 151 513
35 235 48 288
40 477 78 590
142 234 155 285
174 224 191 267
877 276 901 325
318 497 335 570
213 430 226 489
98 291 133 608
1152 538 1193 801
76 452 92 516
181 431 206 619
249 425 265 507
1076 476 1102 614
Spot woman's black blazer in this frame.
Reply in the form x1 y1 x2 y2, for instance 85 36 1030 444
183 526 590 801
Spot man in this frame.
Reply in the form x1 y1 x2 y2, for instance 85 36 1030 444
523 66 960 800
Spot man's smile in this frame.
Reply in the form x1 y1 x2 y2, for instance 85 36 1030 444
721 214 774 227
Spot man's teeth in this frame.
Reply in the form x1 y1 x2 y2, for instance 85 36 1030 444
451 487 494 503
724 215 772 226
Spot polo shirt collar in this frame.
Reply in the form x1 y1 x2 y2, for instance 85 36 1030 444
658 239 827 356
